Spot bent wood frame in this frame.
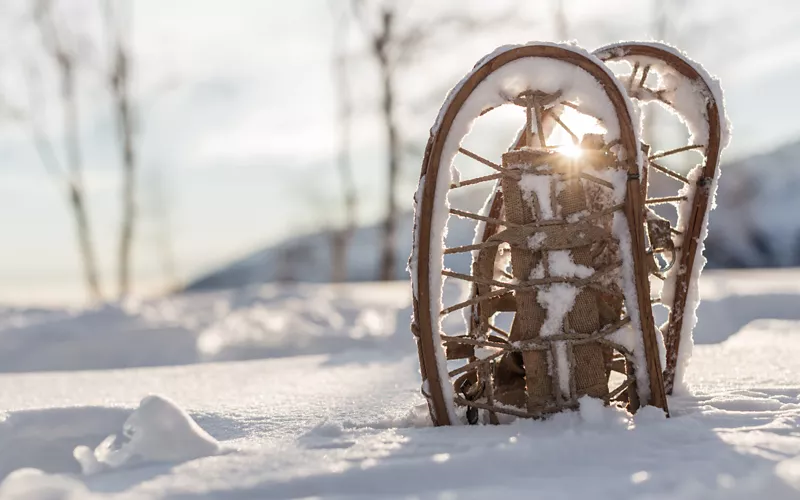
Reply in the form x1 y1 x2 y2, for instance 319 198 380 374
594 42 723 394
411 44 668 426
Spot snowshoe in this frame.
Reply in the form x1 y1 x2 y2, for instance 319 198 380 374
409 43 670 426
594 42 729 394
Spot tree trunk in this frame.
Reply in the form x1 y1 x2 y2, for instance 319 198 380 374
378 55 399 281
61 61 103 302
116 68 136 299
330 6 358 283
554 0 569 40
646 0 668 148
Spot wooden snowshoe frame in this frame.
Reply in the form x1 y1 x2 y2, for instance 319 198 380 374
594 42 724 394
410 44 669 426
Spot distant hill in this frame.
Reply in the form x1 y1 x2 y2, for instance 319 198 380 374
185 186 488 291
705 140 800 268
186 140 800 291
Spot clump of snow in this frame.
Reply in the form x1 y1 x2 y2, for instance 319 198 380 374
529 260 545 280
537 284 580 397
578 395 632 429
536 284 579 338
633 404 669 424
519 173 555 219
73 395 220 475
578 395 609 424
548 250 593 278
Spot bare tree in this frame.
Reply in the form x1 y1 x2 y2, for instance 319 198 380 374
30 0 103 302
329 1 359 283
351 0 402 281
554 0 569 40
101 0 137 298
646 0 691 150
643 0 669 150
351 1 518 281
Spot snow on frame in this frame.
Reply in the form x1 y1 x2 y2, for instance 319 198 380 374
661 165 720 393
409 174 426 300
594 40 732 149
411 41 649 422
594 41 731 392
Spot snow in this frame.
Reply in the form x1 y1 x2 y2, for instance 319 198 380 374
536 283 580 396
73 395 221 476
1 271 800 497
537 284 580 339
519 172 555 219
548 250 594 278
613 211 651 402
0 283 408 372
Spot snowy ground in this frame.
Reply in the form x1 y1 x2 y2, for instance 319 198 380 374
2 270 800 498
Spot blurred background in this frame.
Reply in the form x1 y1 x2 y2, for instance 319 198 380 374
0 0 797 307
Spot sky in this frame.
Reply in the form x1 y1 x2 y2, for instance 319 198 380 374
0 0 798 306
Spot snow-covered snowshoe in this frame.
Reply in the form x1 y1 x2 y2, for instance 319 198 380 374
409 43 669 426
594 42 729 394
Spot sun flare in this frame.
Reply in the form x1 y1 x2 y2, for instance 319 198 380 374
547 105 607 154
557 143 583 158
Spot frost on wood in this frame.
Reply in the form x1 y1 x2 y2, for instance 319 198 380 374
409 174 426 299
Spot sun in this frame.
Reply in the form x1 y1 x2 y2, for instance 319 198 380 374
557 143 583 158
547 104 607 157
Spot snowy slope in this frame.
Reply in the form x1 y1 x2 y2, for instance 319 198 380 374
1 270 800 497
